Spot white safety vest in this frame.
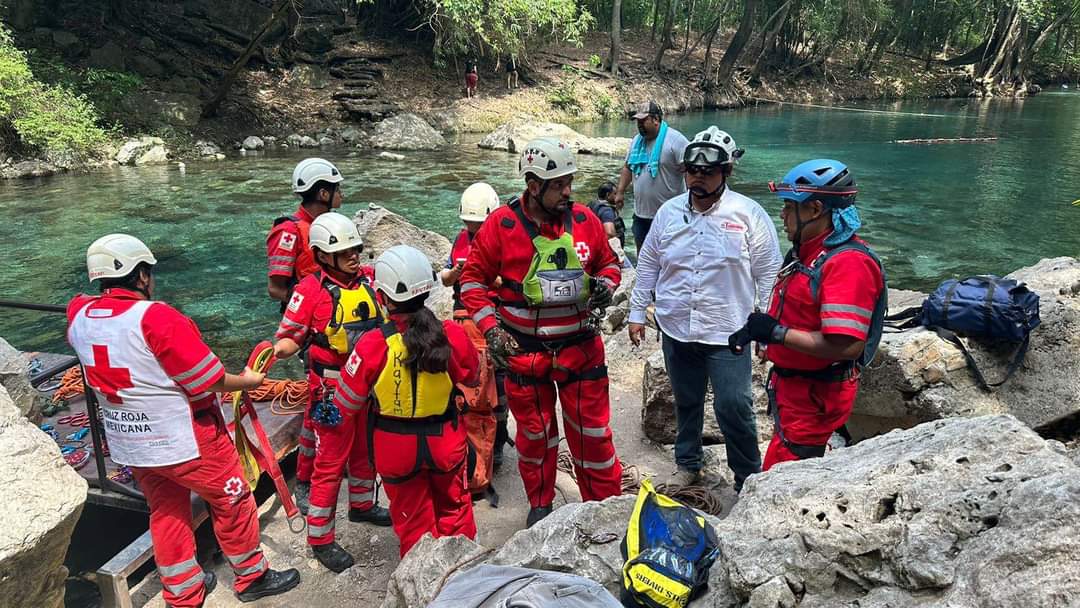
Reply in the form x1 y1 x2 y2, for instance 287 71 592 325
68 300 201 467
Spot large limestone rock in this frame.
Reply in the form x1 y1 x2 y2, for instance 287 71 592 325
0 385 88 608
0 337 45 419
642 350 772 445
715 415 1080 607
353 204 454 318
853 258 1080 436
382 533 488 608
478 117 631 156
115 136 169 166
370 113 446 150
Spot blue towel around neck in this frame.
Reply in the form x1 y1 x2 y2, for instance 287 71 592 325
825 205 862 246
627 121 668 178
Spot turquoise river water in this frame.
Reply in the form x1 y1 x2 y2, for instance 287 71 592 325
2 93 1079 366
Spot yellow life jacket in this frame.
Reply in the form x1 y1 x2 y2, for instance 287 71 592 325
372 323 454 420
315 275 384 356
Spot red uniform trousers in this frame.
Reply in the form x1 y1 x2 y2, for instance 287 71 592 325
763 373 861 470
296 377 317 483
132 410 269 608
374 416 477 557
306 375 377 546
504 333 622 507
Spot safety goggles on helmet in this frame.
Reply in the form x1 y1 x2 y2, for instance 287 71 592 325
683 142 743 167
768 181 858 208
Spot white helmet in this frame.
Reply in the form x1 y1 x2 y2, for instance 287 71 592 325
374 245 436 302
684 126 744 166
518 138 577 180
460 182 500 222
292 157 343 193
309 212 363 254
86 234 157 282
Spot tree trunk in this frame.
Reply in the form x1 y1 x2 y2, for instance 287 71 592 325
654 0 679 70
701 14 723 91
714 0 757 82
202 0 293 118
651 0 662 41
609 0 623 75
685 0 695 52
1019 8 1077 76
749 0 792 80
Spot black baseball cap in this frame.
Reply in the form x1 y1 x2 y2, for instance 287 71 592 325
630 101 663 120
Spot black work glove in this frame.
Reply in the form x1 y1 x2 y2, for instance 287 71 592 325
729 312 787 354
588 278 615 312
484 326 520 370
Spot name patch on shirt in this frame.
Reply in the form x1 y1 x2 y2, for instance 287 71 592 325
720 221 747 233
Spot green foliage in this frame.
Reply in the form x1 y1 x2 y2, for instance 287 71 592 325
425 0 595 61
27 50 142 124
547 75 582 114
589 53 603 68
592 90 620 117
0 26 106 159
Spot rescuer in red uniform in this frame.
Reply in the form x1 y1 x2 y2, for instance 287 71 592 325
271 212 392 573
68 234 300 607
265 157 346 512
728 159 886 471
336 245 481 557
459 138 624 528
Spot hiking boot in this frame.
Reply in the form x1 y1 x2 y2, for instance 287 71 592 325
493 419 509 471
235 568 301 602
526 505 553 528
312 542 354 573
659 467 701 489
348 505 392 527
203 570 217 595
294 481 311 516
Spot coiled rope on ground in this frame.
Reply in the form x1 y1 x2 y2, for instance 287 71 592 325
45 367 307 414
556 450 724 516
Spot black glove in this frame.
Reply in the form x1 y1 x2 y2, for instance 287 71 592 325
588 278 615 311
485 326 519 370
729 312 787 354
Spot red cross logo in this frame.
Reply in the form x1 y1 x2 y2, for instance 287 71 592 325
278 232 296 251
574 242 591 263
287 292 304 312
84 344 133 404
526 154 534 164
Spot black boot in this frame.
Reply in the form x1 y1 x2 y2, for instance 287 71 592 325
493 418 509 471
294 481 311 516
526 505 553 528
348 504 392 526
235 568 301 602
312 542 355 573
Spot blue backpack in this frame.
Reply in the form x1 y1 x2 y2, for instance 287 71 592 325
889 275 1040 389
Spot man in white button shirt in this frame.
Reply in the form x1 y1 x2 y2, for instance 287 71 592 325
628 126 782 492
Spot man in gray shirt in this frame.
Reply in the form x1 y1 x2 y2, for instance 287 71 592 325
613 101 689 252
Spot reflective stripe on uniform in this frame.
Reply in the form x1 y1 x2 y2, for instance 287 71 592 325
821 303 873 317
225 549 260 566
546 436 561 449
821 318 869 332
158 556 199 577
278 318 307 331
308 505 334 518
298 445 315 457
162 568 205 596
308 520 336 537
269 264 294 273
473 305 497 325
179 361 224 393
573 454 617 470
269 255 295 263
300 427 316 441
460 282 488 293
232 556 269 577
517 452 544 466
502 304 584 320
336 381 367 411
172 354 215 383
564 416 609 438
350 491 374 502
500 317 585 338
521 427 546 441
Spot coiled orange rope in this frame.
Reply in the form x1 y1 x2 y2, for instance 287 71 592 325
250 379 309 415
52 367 85 403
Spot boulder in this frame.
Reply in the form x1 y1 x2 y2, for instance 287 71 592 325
115 137 165 165
194 140 221 157
285 134 320 148
716 415 1080 607
0 160 59 180
121 91 202 129
318 136 336 147
377 151 405 161
353 205 453 318
51 30 84 58
370 113 446 150
0 338 44 419
87 40 125 71
294 23 334 54
129 54 165 78
287 64 329 90
242 136 264 151
478 117 631 157
340 126 365 144
381 534 488 608
0 385 88 608
641 350 772 445
853 258 1080 436
135 145 169 165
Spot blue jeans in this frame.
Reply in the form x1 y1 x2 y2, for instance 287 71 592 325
631 215 653 254
661 333 761 489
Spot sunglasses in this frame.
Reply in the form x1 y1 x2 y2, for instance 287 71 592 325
338 246 364 258
684 165 722 177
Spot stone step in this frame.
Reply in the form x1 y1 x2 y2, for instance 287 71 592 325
333 87 380 101
339 100 401 121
